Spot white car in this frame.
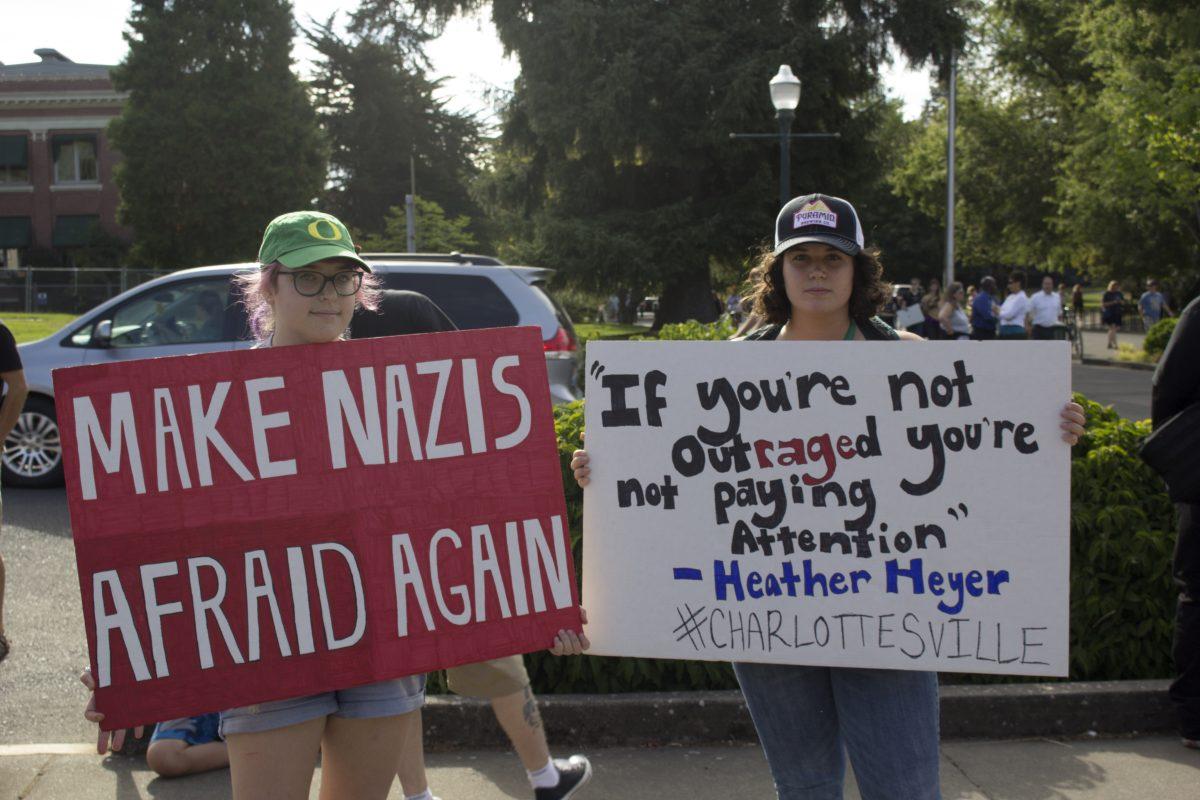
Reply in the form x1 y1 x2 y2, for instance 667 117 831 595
8 254 580 487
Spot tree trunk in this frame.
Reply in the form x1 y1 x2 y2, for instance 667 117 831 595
654 269 717 328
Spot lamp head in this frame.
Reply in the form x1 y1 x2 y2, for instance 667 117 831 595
769 64 801 112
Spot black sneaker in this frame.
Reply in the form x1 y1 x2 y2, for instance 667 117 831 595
535 755 592 800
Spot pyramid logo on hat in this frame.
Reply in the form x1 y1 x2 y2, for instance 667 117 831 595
794 200 838 229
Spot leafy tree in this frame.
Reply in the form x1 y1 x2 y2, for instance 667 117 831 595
990 0 1200 292
306 15 483 240
109 0 326 267
357 196 478 252
889 79 1061 277
365 0 965 324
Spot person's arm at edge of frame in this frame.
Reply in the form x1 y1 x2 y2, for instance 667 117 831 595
1151 297 1200 429
0 368 27 442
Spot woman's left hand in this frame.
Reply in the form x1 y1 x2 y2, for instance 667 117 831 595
550 607 590 656
1060 401 1086 445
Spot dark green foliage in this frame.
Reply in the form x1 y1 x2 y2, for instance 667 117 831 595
306 20 482 238
357 197 478 253
1144 317 1179 357
643 318 737 341
1065 393 1177 681
470 1 966 325
109 0 326 267
518 390 1178 693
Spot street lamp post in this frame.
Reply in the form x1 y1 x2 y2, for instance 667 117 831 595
730 65 839 207
769 65 801 208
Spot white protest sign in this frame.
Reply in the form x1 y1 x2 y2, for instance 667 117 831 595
581 341 1071 676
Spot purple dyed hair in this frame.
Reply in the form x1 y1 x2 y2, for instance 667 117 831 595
236 261 382 344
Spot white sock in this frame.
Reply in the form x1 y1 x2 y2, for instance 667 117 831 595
528 757 560 789
405 790 434 800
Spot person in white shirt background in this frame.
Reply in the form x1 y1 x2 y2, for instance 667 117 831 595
1029 274 1064 340
998 271 1032 339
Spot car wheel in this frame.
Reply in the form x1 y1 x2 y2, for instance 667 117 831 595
3 395 64 488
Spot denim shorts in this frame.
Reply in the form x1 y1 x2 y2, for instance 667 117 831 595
151 713 222 745
219 674 426 737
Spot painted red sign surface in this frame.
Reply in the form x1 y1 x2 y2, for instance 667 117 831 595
55 327 579 730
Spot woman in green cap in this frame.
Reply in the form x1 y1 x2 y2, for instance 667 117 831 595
81 211 414 799
82 210 589 799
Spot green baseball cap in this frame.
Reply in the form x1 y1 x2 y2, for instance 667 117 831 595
257 211 372 272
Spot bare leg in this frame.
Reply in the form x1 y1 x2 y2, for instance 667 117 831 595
491 685 551 771
146 739 230 778
394 709 429 796
319 711 415 800
225 716 324 800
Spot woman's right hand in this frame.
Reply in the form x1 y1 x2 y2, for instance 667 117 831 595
81 668 143 754
570 449 590 487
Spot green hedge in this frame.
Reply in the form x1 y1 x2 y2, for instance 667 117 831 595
514 390 1178 693
1063 394 1176 679
1144 317 1178 357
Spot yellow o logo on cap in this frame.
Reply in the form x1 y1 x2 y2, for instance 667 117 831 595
307 219 343 241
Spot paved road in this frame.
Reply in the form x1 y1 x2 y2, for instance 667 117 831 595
3 738 1198 799
1071 362 1152 420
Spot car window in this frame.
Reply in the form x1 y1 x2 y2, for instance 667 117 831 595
70 321 96 346
108 277 233 348
380 273 519 329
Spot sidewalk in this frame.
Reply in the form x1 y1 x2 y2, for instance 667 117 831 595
1079 329 1153 370
3 737 1197 799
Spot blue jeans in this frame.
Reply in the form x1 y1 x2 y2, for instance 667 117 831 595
734 662 940 800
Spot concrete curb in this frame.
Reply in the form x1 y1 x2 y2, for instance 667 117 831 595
421 680 1175 750
1080 356 1157 371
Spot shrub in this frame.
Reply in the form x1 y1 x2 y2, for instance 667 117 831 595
640 317 736 341
1143 317 1178 357
1063 393 1177 680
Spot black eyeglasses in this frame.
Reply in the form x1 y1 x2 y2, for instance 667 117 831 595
286 270 363 297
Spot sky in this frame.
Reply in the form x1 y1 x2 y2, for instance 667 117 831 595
2 0 933 123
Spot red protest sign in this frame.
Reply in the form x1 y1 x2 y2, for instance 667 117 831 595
54 326 579 731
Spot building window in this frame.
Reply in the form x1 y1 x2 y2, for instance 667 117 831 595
0 135 29 184
53 215 99 248
52 134 99 183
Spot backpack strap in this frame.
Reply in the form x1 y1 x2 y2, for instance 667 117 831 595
739 324 782 341
859 316 900 340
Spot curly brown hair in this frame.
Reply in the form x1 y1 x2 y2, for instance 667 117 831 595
745 243 891 325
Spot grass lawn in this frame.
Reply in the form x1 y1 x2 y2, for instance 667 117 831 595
574 322 645 341
2 312 79 343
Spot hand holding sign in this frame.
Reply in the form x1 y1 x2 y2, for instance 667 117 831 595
81 667 143 754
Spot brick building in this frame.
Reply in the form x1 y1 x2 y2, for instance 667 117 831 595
0 48 129 267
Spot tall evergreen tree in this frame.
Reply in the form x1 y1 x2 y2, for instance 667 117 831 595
109 0 326 267
377 0 965 323
307 15 483 240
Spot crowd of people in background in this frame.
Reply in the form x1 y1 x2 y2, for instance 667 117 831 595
871 273 1179 343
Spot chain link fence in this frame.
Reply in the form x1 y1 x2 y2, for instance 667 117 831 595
0 267 167 314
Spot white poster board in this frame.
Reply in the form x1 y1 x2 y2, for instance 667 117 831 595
581 341 1071 676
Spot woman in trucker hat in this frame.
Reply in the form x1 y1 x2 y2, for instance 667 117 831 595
571 194 1087 799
